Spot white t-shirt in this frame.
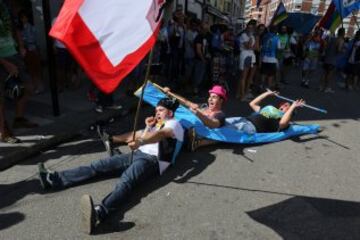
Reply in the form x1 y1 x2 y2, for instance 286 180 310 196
138 119 184 174
239 32 256 69
240 32 255 52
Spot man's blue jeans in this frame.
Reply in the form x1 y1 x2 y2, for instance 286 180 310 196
53 151 159 215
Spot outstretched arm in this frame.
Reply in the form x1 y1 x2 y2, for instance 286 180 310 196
163 87 198 109
249 90 278 112
112 131 142 144
278 99 305 130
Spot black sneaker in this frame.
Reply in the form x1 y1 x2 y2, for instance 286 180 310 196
96 125 113 157
38 163 53 190
80 194 96 234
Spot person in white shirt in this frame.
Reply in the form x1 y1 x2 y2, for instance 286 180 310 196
38 98 184 234
346 30 360 90
236 19 257 101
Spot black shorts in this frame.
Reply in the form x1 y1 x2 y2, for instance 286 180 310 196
345 63 360 76
260 62 277 76
323 63 336 71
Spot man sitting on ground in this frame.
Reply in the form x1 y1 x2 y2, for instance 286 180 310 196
99 85 228 154
38 98 184 234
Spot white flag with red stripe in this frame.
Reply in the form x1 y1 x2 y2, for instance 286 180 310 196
50 0 165 93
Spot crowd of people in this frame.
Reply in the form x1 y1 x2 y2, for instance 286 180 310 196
1 1 360 145
148 7 360 102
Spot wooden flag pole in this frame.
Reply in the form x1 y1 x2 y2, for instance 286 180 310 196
338 0 344 28
130 48 154 160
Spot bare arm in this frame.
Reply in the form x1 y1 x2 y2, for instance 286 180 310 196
112 130 143 144
249 90 278 112
278 99 305 130
192 108 222 128
128 127 174 150
163 87 198 109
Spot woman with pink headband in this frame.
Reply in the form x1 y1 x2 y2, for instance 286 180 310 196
163 85 227 151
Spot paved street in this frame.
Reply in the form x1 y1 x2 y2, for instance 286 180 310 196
1 66 360 239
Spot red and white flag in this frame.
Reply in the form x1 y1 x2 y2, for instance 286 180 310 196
50 0 165 93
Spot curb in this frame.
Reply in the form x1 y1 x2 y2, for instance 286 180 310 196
0 101 139 171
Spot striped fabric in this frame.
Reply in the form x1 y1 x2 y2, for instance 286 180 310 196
271 1 288 26
318 2 342 33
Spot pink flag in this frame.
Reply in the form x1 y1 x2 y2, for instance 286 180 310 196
50 0 165 93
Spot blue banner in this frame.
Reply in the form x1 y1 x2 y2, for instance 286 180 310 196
135 82 320 144
334 0 360 18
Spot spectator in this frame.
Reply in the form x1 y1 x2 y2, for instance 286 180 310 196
183 18 198 92
236 19 257 101
345 30 360 90
0 1 38 143
253 24 267 92
276 25 290 85
168 7 185 88
18 10 44 94
192 22 209 95
321 28 346 93
301 30 323 88
260 25 281 90
52 17 80 91
159 21 171 80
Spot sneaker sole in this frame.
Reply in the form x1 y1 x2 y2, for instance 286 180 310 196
96 126 113 156
38 163 48 190
80 195 95 235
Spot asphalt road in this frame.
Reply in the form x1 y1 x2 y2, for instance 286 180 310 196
1 67 360 239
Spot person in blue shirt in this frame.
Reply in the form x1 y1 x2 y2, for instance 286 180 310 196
260 25 282 90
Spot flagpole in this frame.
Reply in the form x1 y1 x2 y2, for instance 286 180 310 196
338 0 344 28
130 47 154 160
42 0 60 116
